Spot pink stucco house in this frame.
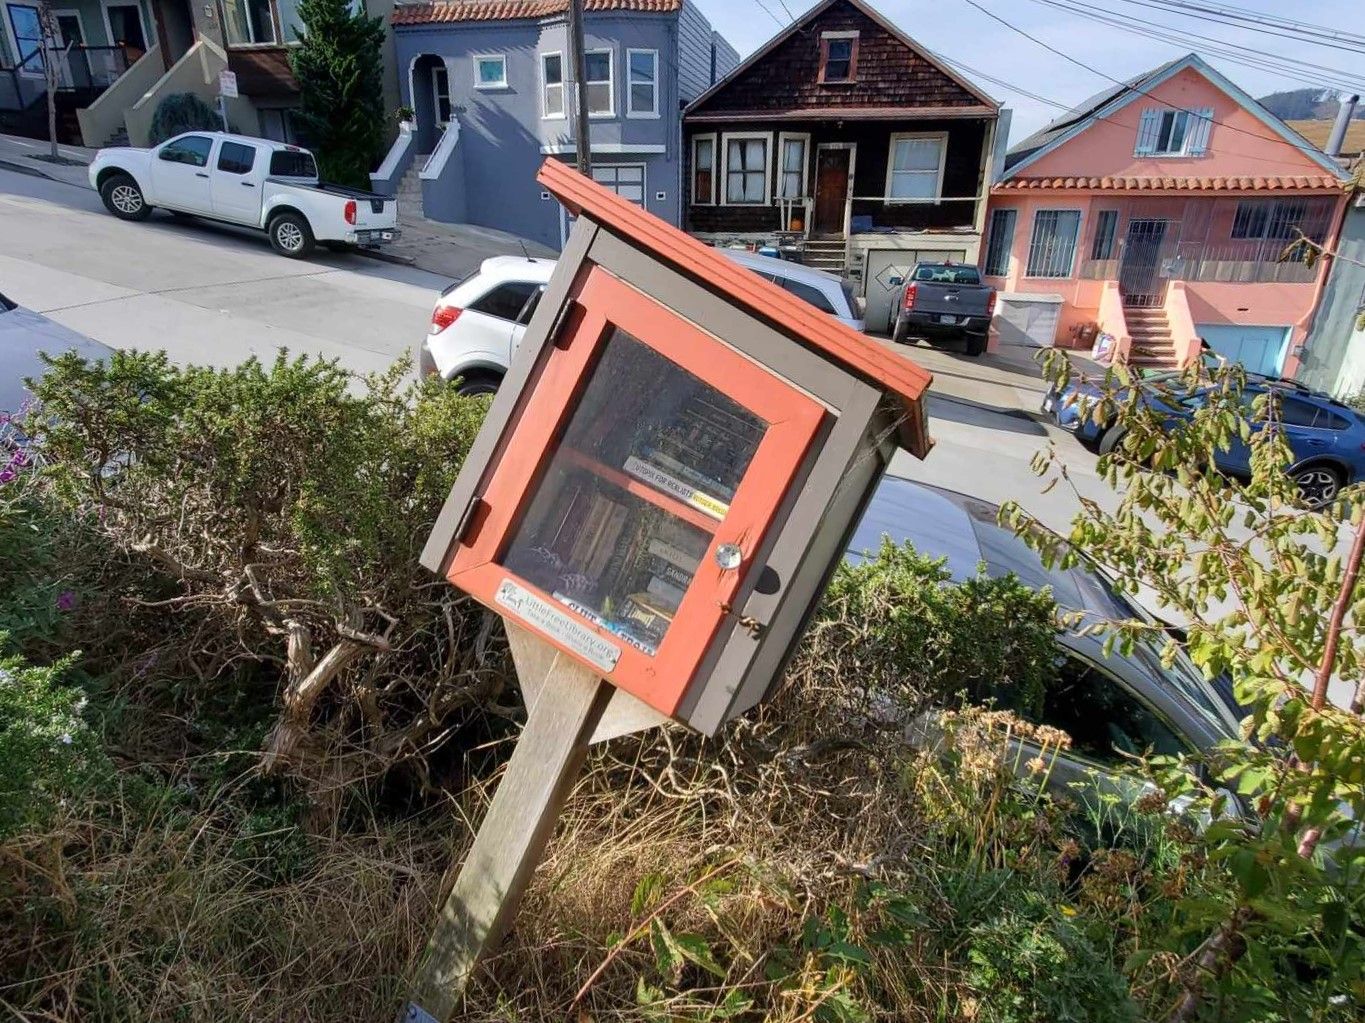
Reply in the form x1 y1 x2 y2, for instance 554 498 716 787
982 54 1351 375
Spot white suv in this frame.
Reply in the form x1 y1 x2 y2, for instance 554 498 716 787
419 250 864 395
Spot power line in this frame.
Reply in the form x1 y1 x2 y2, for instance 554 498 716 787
751 0 788 29
1126 0 1365 55
959 0 1345 165
1030 0 1365 95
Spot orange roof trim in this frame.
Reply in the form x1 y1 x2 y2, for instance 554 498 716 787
995 174 1344 193
392 0 679 24
537 159 934 459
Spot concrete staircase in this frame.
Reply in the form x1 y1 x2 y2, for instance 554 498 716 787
1124 306 1180 370
802 237 848 276
395 157 427 223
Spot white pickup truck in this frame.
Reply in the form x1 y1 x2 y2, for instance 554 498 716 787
89 132 398 259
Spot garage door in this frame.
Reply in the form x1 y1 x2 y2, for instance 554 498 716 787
1197 324 1290 377
863 248 967 335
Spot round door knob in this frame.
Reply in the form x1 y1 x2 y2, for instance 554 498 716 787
713 543 743 570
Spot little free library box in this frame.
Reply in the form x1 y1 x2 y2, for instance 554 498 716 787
403 160 932 1021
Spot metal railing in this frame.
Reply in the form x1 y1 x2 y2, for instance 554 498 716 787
1 44 131 111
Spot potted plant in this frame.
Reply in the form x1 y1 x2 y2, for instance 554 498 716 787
396 105 415 131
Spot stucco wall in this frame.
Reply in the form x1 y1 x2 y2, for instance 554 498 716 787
395 10 703 249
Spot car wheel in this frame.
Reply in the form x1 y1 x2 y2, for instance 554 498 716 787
1293 465 1344 508
455 372 502 397
1098 426 1128 456
965 333 987 357
100 174 150 221
268 212 315 258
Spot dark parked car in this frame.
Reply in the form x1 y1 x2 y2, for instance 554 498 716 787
847 476 1241 806
887 262 996 357
1045 372 1365 506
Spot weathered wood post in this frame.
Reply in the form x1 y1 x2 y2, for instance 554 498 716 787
400 160 934 1022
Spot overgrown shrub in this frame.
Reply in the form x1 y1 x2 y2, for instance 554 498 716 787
148 92 222 145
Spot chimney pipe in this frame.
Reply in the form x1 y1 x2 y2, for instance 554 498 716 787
1326 94 1359 158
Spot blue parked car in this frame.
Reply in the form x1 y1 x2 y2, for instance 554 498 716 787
1044 372 1365 507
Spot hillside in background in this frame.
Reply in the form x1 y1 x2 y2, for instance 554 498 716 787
1258 88 1363 121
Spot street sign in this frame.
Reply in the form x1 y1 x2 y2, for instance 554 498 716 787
218 70 238 99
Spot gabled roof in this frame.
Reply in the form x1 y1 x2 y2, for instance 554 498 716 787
537 158 934 458
392 0 679 27
1002 53 1350 181
683 0 997 117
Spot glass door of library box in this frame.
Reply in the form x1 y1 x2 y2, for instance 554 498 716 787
448 267 828 716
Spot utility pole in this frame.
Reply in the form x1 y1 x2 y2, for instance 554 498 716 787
566 0 591 174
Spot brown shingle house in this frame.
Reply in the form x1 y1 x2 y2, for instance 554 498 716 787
681 0 1004 332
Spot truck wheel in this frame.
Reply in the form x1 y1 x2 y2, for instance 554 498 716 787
891 316 908 343
268 212 315 258
100 173 150 221
965 333 987 357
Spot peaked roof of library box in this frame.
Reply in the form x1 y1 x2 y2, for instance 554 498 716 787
538 159 934 459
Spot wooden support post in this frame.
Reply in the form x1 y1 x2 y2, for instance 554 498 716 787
400 625 613 1022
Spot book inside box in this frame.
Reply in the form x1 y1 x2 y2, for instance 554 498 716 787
500 326 769 655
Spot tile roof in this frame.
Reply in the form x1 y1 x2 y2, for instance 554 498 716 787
994 175 1345 193
392 0 680 24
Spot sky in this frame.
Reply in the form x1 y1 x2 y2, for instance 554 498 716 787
691 0 1364 143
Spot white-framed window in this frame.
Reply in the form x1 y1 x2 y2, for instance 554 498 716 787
473 53 507 90
1025 209 1082 278
432 63 451 127
776 132 809 199
221 0 276 45
626 48 658 118
591 163 645 205
886 132 946 201
585 48 613 117
722 132 770 205
983 207 1016 276
1134 106 1213 156
541 51 564 118
691 133 716 205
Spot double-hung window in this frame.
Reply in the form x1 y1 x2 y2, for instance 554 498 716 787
1026 210 1082 278
691 134 716 205
1135 106 1214 156
1091 209 1119 260
886 133 945 201
585 49 613 117
474 53 506 89
776 133 809 199
541 52 564 118
626 49 657 117
983 207 1016 276
723 133 768 205
819 31 857 82
222 0 276 45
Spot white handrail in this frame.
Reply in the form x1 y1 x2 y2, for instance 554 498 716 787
420 115 460 181
371 121 413 187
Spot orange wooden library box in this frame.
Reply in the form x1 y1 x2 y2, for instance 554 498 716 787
422 161 933 735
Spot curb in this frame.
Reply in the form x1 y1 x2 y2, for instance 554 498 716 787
0 156 92 188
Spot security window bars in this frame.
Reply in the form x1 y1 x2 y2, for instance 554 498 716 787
984 207 1016 276
725 135 768 205
1091 210 1119 260
1026 210 1081 278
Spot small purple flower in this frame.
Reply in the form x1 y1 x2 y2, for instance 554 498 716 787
0 469 15 484
56 590 77 612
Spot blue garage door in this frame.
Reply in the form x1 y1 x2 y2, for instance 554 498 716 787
1197 324 1290 377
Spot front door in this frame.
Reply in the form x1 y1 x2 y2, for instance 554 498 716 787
1119 218 1170 306
812 148 850 235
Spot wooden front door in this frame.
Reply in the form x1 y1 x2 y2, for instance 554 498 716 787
812 148 850 235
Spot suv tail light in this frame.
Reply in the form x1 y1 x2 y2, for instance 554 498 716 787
986 290 997 316
430 305 462 335
344 199 357 225
902 282 918 310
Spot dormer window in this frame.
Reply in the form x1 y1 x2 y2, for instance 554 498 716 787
819 32 858 83
1135 106 1214 157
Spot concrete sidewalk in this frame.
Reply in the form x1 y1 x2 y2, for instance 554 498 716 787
387 208 557 280
0 133 95 189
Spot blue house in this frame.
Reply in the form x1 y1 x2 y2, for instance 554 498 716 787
379 0 738 250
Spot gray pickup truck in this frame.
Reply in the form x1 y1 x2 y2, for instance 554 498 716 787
887 262 996 357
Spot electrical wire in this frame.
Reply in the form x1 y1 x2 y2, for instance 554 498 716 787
1030 0 1365 95
1118 0 1365 55
958 0 1345 164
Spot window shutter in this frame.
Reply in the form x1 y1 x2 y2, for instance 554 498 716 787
1134 109 1160 156
1186 107 1214 155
